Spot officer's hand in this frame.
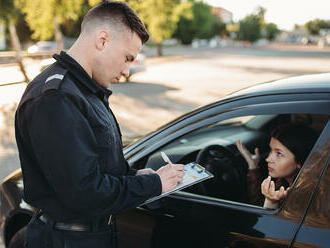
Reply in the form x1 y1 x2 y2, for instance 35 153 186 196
156 164 185 193
136 168 156 175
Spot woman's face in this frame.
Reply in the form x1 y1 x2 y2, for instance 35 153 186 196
266 137 301 180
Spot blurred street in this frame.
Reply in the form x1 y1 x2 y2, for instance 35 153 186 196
1 45 330 184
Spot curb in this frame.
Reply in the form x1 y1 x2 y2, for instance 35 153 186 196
0 81 26 87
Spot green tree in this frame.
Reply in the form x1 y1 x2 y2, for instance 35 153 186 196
237 14 261 42
88 0 101 6
0 0 29 82
18 0 84 51
256 6 266 26
237 7 267 42
174 1 225 45
61 3 91 38
123 0 192 56
305 19 330 35
264 22 280 40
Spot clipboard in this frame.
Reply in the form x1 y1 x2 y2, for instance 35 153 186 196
142 162 214 205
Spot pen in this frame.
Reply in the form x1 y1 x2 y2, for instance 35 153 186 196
161 152 185 173
161 151 173 164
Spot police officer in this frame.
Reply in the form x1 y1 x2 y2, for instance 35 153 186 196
15 1 185 247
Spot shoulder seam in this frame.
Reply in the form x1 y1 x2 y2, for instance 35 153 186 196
45 74 64 84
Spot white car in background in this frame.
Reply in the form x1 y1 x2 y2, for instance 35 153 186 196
27 41 57 54
125 52 146 82
40 52 146 82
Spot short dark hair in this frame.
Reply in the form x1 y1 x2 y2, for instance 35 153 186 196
271 123 318 165
81 1 149 44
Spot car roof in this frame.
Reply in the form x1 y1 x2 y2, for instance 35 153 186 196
225 73 330 101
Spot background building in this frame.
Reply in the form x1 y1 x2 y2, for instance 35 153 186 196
211 6 233 24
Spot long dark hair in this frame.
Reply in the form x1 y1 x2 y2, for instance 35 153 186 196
271 123 318 188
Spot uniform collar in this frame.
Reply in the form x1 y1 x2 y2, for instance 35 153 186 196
53 51 112 99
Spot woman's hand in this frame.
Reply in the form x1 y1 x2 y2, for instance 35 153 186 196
236 140 260 170
261 176 290 209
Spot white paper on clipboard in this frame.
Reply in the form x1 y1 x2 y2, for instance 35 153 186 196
142 162 213 205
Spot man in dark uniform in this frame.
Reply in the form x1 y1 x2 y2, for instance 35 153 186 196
15 1 185 247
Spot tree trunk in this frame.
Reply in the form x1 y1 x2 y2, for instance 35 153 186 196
156 42 163 56
53 16 63 52
9 20 30 83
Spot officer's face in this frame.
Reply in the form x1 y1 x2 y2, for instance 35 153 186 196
93 30 142 88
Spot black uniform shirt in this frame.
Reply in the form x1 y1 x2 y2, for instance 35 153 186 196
15 51 161 222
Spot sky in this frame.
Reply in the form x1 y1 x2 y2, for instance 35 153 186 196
204 0 330 30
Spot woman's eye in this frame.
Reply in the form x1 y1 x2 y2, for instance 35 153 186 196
276 152 283 157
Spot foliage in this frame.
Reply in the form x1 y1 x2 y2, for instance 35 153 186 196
88 0 101 6
305 19 330 35
0 0 30 82
256 6 266 26
0 1 32 44
61 3 91 38
264 22 280 40
120 0 192 44
0 0 21 24
237 6 269 42
17 0 84 40
174 1 225 44
237 14 261 42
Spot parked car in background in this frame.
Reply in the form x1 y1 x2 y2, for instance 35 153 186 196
0 73 329 248
39 52 146 82
27 41 57 54
125 52 146 82
39 57 56 71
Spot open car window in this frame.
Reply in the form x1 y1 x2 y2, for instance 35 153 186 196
143 113 329 209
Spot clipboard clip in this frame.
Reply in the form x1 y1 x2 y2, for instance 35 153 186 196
189 162 206 173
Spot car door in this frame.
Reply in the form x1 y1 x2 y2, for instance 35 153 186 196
117 93 330 248
290 126 330 248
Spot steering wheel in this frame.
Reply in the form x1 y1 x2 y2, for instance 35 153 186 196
196 145 248 202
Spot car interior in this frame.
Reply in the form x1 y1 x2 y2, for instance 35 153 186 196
137 113 329 207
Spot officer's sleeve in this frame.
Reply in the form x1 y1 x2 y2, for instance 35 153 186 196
126 161 138 176
24 91 161 216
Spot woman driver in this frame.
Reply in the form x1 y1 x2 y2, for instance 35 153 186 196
236 123 318 209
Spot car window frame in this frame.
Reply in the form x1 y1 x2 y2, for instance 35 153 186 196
169 120 330 215
291 137 330 247
279 121 330 222
128 95 330 214
128 98 329 165
124 93 329 158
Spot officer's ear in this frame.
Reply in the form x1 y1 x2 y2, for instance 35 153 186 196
95 30 110 51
